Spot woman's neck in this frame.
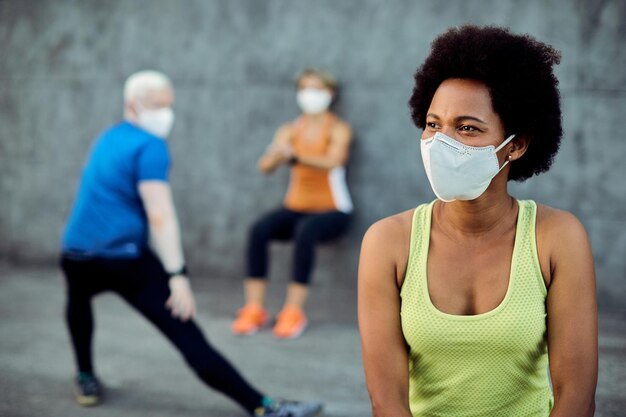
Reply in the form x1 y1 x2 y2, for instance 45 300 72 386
301 111 328 124
435 193 518 238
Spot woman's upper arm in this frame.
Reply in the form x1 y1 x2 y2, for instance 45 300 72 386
270 123 293 147
358 216 412 416
544 210 597 412
327 121 352 166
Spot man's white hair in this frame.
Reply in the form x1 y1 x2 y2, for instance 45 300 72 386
123 70 172 101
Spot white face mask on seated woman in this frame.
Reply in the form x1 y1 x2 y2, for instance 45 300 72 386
420 132 515 202
296 88 332 114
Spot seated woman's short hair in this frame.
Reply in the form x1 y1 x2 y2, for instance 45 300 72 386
296 68 338 92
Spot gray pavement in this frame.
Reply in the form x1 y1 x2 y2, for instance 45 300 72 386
0 265 624 417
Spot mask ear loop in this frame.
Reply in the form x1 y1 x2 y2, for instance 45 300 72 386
495 134 516 152
495 134 516 171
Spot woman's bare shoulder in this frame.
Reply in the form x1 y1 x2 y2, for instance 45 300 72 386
273 122 294 143
277 122 294 135
362 210 414 255
361 209 415 287
536 203 588 240
369 208 413 232
331 115 352 133
535 202 592 283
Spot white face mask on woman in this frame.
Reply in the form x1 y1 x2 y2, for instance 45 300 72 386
420 132 515 202
296 88 332 114
136 106 175 139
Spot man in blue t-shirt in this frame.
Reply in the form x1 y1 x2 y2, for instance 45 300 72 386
63 120 171 258
61 70 322 417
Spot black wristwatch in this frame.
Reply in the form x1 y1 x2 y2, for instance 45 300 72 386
167 265 188 277
288 155 299 165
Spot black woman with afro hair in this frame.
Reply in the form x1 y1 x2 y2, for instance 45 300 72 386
359 25 597 417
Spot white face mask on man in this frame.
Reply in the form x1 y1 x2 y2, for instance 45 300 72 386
296 88 332 114
136 104 175 139
420 132 515 202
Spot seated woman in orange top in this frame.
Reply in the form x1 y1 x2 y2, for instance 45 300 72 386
232 68 353 339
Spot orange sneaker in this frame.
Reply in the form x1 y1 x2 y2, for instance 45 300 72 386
232 304 269 335
273 306 308 339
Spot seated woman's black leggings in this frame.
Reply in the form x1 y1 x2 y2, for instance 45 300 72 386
61 252 264 414
247 207 351 284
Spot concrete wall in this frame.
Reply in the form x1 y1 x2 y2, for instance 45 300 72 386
1 0 624 312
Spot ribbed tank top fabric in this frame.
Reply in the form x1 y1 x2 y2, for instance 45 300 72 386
400 200 553 417
283 114 353 213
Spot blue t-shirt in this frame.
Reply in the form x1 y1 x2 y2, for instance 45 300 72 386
62 121 170 258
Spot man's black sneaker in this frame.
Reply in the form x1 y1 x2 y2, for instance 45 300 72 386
254 399 323 417
73 372 102 406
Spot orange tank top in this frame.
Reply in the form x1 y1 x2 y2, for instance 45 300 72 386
283 114 353 213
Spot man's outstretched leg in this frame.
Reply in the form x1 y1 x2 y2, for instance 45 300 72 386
122 253 322 416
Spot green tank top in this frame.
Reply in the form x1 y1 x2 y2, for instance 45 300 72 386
400 200 553 417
